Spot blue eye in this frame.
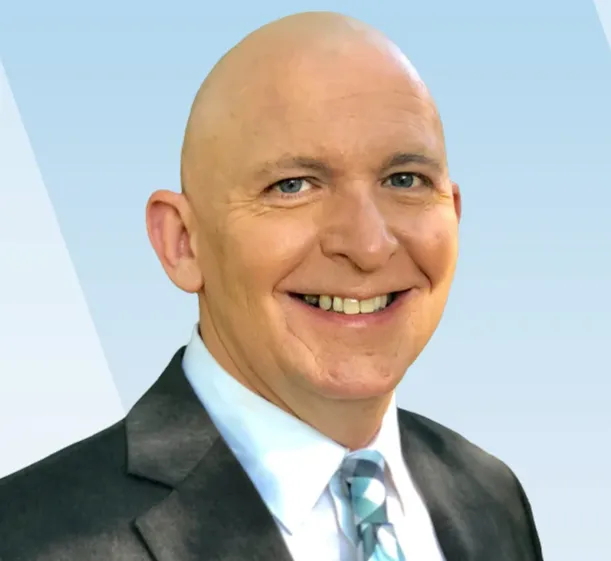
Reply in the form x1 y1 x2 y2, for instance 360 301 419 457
273 178 310 194
387 173 418 188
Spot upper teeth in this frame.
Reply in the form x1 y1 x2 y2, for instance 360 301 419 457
302 294 391 314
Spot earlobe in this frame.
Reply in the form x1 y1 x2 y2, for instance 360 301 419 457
145 190 205 293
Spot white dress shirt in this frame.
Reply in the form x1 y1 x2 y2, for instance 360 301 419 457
183 326 445 561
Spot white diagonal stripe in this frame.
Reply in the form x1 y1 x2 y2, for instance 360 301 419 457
0 59 125 478
593 0 611 49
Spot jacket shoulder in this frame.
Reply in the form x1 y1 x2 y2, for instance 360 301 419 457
398 408 527 491
0 421 163 560
0 420 127 496
399 409 543 558
398 409 510 468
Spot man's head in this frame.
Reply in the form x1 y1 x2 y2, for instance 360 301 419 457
147 11 461 445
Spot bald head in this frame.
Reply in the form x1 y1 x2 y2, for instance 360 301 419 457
180 11 442 195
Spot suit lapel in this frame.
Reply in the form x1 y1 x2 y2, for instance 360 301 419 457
398 410 475 561
126 349 292 561
398 410 536 561
134 437 293 561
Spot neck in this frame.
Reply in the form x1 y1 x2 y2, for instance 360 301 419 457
293 394 393 450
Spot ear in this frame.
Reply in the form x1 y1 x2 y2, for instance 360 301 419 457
451 181 462 222
146 190 204 293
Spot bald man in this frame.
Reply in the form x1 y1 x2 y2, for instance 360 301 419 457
0 12 543 561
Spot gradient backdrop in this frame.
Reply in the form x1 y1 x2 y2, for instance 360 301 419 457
1 0 610 558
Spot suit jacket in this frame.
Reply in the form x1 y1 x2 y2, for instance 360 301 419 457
0 348 543 561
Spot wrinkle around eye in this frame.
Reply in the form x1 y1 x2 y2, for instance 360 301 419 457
255 177 324 209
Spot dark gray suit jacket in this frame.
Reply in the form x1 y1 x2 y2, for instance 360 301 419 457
0 349 544 561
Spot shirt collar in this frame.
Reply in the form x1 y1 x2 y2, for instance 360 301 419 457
182 325 406 533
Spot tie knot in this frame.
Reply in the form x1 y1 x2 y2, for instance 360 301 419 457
340 449 388 526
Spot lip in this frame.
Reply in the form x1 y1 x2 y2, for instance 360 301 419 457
281 289 414 329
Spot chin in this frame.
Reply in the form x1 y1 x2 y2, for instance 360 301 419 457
321 385 396 402
304 363 404 401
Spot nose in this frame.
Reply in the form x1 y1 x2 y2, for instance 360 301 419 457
319 190 399 273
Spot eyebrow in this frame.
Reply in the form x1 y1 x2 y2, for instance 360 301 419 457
255 151 443 179
381 152 444 173
255 156 333 179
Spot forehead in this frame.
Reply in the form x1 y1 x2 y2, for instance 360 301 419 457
202 44 446 182
238 88 444 178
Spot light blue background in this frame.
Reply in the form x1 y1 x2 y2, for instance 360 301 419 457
1 1 610 559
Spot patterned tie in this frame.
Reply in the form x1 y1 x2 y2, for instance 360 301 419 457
340 449 407 561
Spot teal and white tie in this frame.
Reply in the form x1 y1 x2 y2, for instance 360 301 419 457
340 449 407 561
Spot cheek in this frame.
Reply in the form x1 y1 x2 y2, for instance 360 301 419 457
400 207 459 285
215 212 320 291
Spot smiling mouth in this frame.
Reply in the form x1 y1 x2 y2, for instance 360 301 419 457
289 292 404 315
